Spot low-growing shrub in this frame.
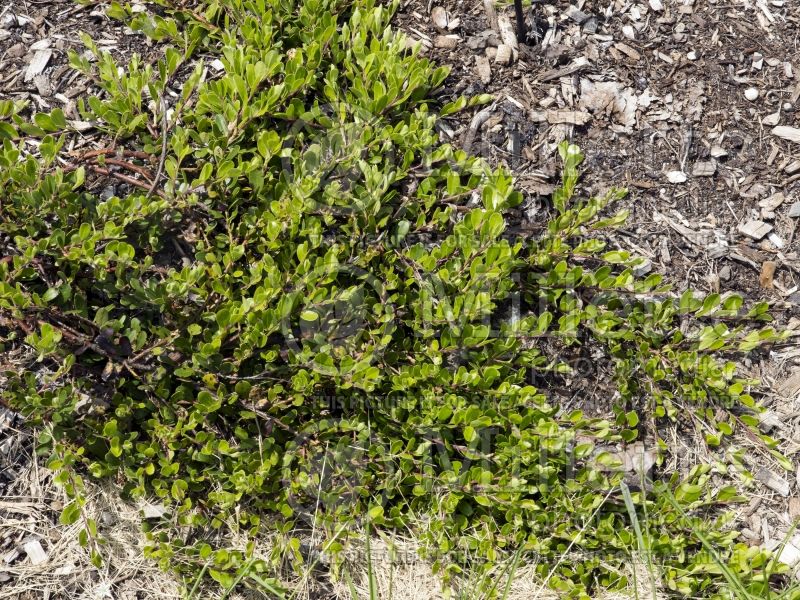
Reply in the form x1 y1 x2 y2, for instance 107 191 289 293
0 0 791 596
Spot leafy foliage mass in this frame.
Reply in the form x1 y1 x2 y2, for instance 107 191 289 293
0 0 792 597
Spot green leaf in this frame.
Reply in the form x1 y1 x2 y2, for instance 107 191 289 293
42 287 60 302
209 569 235 589
0 121 17 139
464 425 476 443
60 501 82 526
34 113 57 132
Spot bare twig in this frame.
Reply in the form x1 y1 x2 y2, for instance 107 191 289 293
146 95 169 200
483 0 499 32
462 101 498 152
101 158 155 182
84 165 161 196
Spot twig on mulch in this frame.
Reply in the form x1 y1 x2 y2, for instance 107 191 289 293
62 149 162 195
100 158 155 182
482 0 499 32
85 165 162 196
462 101 498 153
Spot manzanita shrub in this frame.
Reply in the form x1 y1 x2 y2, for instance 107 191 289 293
0 0 793 597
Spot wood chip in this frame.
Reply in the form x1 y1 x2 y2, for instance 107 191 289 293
692 161 716 177
770 149 783 170
785 160 800 175
539 57 590 82
22 539 47 566
777 369 800 400
648 0 663 10
615 43 641 61
33 74 52 97
431 6 449 30
732 243 767 267
737 219 773 240
466 30 498 50
759 192 785 211
24 49 52 82
142 503 168 519
497 16 518 51
791 497 800 521
656 51 673 64
545 109 592 125
30 38 51 51
7 43 25 59
710 145 728 158
764 111 781 126
68 120 94 132
755 467 791 496
773 538 800 567
769 232 785 249
475 55 492 84
495 43 513 65
760 261 777 289
483 0 499 33
667 170 687 183
772 125 800 144
759 410 784 433
789 202 800 218
565 5 591 25
434 35 459 49
660 213 716 246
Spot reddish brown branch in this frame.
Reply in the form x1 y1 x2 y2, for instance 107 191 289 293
83 165 165 198
101 158 155 182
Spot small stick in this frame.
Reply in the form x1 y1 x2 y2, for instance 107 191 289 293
483 0 499 32
462 101 498 152
84 165 163 196
101 158 155 181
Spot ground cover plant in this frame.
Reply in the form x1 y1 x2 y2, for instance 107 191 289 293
0 0 796 597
